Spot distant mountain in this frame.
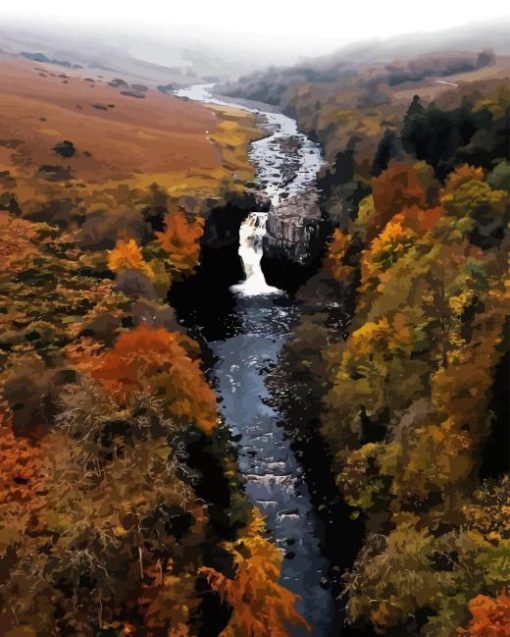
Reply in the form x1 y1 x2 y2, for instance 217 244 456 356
321 20 510 63
218 21 510 107
0 23 264 86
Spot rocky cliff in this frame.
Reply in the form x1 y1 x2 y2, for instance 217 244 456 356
263 189 326 264
261 189 329 292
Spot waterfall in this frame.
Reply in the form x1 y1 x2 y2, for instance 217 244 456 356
231 212 280 297
174 83 323 299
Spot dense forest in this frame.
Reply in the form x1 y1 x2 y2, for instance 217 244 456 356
0 21 509 637
270 71 510 636
0 177 307 637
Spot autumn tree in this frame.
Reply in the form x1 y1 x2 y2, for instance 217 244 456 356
107 238 155 279
458 591 510 637
368 161 430 239
155 211 204 274
91 325 217 433
441 164 509 248
200 509 309 637
325 228 354 281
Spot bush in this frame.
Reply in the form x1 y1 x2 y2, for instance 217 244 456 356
77 207 150 250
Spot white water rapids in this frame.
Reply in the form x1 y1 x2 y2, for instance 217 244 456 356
174 83 324 296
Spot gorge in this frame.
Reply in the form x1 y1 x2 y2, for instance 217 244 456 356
1 17 508 637
172 84 343 635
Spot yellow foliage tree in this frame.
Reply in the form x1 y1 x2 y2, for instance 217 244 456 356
107 239 155 280
200 509 310 637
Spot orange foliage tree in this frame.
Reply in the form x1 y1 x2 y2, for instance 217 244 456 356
155 211 204 273
0 413 49 562
369 161 429 238
458 591 510 637
200 509 310 637
325 229 354 281
91 325 217 433
107 239 155 280
445 164 485 192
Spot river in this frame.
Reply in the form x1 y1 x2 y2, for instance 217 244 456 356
174 84 337 636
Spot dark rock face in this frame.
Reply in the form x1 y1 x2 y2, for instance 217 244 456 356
261 190 329 293
263 189 326 265
129 299 179 331
201 191 265 250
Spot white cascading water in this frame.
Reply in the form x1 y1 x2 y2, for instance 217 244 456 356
174 83 324 297
231 212 280 297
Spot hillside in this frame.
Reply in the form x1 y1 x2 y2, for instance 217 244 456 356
0 23 247 85
219 20 510 105
0 49 309 637
0 19 306 86
0 53 260 222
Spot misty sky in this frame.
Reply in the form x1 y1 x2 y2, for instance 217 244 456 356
2 0 510 63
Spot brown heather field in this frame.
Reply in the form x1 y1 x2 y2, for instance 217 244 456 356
0 54 260 209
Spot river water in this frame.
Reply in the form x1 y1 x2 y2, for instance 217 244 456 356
174 85 336 635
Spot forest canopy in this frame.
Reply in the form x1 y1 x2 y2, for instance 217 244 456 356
276 80 509 637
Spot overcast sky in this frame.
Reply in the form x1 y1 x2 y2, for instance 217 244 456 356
2 0 510 61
